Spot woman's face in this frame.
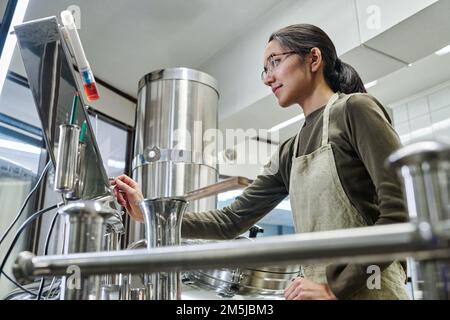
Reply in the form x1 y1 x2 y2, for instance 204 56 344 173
263 40 311 108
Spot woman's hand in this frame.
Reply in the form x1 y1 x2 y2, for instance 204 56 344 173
111 175 144 222
284 277 337 300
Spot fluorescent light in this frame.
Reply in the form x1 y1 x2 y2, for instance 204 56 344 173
435 45 450 56
0 0 29 96
364 80 378 89
268 114 305 132
0 138 41 155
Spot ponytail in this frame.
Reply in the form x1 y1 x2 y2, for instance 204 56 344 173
331 58 366 94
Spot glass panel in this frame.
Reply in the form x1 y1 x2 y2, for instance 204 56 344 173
89 114 128 178
14 16 111 200
218 189 294 237
0 0 9 25
0 77 46 298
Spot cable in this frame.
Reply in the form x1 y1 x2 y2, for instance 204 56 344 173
36 212 59 300
4 277 62 300
0 160 54 296
0 161 52 247
36 214 59 300
45 277 58 300
2 271 38 297
0 204 60 287
0 204 60 284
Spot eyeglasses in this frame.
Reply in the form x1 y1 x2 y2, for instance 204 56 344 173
261 51 296 81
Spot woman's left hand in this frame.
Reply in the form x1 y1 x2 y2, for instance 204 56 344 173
284 277 337 300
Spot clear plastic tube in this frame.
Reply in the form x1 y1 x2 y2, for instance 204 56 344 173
61 10 99 101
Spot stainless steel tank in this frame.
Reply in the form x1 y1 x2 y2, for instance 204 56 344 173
129 68 219 243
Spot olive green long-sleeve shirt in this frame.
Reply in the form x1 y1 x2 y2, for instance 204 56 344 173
181 93 408 299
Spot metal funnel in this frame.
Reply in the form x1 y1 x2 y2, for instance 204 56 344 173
139 197 188 300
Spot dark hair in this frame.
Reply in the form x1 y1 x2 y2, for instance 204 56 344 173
269 24 366 94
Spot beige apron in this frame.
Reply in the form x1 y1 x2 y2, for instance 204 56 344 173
289 93 409 300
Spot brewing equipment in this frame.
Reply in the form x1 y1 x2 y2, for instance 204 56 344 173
238 265 301 295
140 197 188 300
11 16 125 300
181 239 242 297
130 67 220 244
59 201 120 300
128 68 220 300
388 141 450 300
182 238 301 298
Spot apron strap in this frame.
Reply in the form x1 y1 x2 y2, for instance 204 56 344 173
321 93 340 147
292 92 340 158
293 123 301 158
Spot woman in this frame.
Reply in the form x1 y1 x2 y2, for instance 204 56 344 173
112 24 409 300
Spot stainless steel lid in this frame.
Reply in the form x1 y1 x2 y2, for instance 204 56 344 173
138 67 219 95
243 265 301 274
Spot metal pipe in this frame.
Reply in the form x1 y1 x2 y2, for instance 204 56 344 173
183 176 250 202
14 222 448 281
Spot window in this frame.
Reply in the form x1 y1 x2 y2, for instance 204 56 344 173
218 189 294 238
0 75 48 298
88 111 132 178
0 74 133 297
0 0 9 24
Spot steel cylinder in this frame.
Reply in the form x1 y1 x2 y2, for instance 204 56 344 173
59 201 118 300
387 140 450 300
130 68 219 243
387 141 450 225
54 124 80 194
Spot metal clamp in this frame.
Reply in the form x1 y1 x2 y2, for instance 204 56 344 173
132 147 209 169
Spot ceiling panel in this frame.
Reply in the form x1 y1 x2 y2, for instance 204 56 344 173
365 0 450 64
14 0 282 96
340 45 405 84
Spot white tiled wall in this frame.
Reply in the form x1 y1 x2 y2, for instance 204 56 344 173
390 82 450 144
